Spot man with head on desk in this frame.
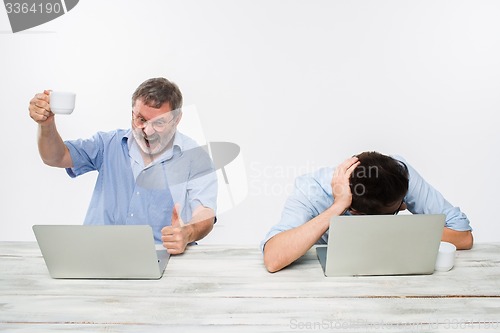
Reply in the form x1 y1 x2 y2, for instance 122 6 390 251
28 77 217 254
261 151 473 272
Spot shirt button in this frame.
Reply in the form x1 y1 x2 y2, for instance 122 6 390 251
130 213 134 217
136 192 140 195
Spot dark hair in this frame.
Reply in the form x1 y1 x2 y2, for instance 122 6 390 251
349 151 409 214
132 77 183 110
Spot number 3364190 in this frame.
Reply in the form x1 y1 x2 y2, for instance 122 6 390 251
5 2 62 14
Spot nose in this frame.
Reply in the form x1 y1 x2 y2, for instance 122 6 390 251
142 122 156 136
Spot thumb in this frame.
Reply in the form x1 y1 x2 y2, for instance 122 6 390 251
171 203 184 227
44 90 52 101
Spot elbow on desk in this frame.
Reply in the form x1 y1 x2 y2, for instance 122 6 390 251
457 231 474 250
262 245 285 273
263 256 282 273
445 230 474 250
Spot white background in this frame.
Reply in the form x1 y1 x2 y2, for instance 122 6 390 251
1 0 498 245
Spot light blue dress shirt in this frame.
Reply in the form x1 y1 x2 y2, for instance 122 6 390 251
65 129 217 243
261 156 471 251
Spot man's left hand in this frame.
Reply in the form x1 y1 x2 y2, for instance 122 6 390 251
161 204 192 254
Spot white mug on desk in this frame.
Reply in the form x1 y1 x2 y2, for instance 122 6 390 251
435 241 456 272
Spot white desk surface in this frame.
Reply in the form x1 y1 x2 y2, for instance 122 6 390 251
1 242 499 332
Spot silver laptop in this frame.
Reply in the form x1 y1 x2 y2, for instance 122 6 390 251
316 214 444 276
33 225 169 279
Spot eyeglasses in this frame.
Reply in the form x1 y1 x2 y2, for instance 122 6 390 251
391 199 405 215
132 112 175 132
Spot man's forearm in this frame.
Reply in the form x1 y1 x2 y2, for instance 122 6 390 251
186 218 214 243
263 223 326 273
38 123 72 168
442 228 473 250
187 207 216 242
263 204 345 273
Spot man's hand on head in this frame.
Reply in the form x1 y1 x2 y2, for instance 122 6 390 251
331 156 360 212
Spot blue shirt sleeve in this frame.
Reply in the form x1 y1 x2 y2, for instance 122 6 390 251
64 132 107 178
164 137 218 220
396 156 472 232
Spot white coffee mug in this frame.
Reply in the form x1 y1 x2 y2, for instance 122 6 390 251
435 241 456 272
50 91 76 114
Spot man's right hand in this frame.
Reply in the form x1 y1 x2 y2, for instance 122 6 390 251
29 90 54 125
30 89 73 168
